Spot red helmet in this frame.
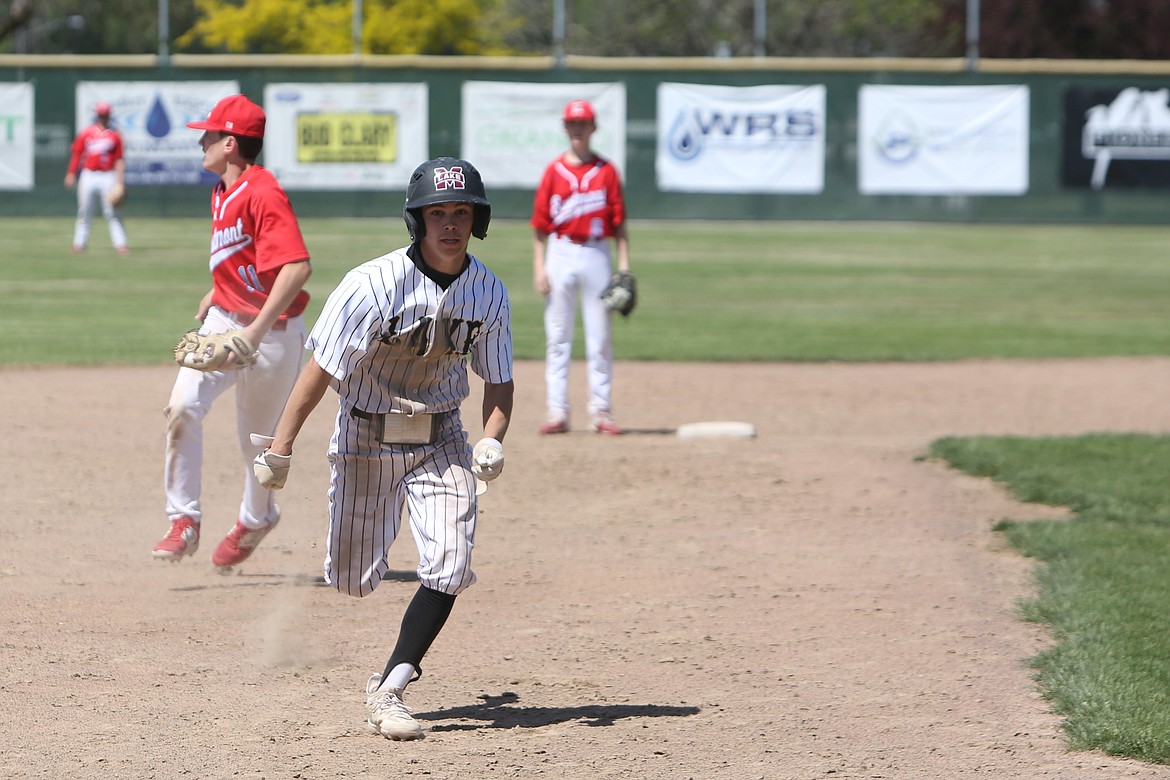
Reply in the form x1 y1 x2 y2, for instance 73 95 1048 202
95 102 112 117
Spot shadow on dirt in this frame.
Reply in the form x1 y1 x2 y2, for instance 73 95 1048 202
420 691 700 730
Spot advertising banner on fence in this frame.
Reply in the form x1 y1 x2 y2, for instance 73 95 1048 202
264 83 428 190
656 83 826 194
77 81 239 186
858 85 1029 195
0 82 34 190
1062 86 1170 190
461 82 626 189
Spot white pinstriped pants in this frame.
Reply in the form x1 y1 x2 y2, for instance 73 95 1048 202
323 405 479 599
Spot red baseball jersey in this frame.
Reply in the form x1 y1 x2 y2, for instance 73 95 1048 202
67 125 123 174
207 165 311 319
531 155 626 242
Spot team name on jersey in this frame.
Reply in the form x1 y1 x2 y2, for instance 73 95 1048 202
376 314 485 358
550 188 608 223
212 217 248 253
210 217 255 267
85 137 117 155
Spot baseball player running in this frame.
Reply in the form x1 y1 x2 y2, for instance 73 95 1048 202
152 94 313 568
64 101 129 254
532 98 630 436
252 157 513 740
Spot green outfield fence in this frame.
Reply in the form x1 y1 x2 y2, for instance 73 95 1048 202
3 53 1170 224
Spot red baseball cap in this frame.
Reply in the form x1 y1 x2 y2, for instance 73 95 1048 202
94 102 111 117
563 99 596 123
187 94 266 138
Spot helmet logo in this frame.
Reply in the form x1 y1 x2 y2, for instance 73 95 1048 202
433 166 466 191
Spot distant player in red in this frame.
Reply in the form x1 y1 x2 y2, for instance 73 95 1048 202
151 94 313 569
64 101 128 254
531 99 631 436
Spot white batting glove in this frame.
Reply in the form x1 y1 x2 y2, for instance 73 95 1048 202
250 433 291 490
472 437 504 482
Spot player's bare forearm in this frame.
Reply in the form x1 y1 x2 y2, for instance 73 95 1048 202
195 289 215 322
239 259 312 345
481 380 514 443
269 357 332 456
614 223 630 272
533 232 550 295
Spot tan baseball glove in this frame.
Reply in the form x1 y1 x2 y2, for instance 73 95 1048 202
106 182 127 208
173 329 257 371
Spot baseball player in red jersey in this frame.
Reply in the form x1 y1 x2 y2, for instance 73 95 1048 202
251 157 513 740
532 99 630 436
152 94 313 568
64 101 128 254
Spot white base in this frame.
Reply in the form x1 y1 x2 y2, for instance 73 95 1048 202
676 421 757 440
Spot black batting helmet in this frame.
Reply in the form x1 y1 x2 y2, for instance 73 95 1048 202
403 157 491 241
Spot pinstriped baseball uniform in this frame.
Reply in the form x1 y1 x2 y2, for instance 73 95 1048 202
309 244 512 598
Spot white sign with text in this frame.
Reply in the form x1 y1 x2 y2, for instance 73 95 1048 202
858 84 1030 195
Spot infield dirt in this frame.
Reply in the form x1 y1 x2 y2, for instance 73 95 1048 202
3 358 1170 779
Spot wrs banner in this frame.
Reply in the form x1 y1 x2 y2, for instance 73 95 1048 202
76 81 239 186
1062 86 1170 190
656 83 826 194
0 82 34 190
263 83 428 190
858 85 1030 195
461 81 626 189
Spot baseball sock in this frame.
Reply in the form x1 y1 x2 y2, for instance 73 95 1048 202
380 585 456 689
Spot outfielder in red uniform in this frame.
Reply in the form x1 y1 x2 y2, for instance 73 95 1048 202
531 99 631 436
64 101 128 254
152 94 313 568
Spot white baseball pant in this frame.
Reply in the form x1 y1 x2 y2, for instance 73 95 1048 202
323 408 478 599
543 234 614 421
163 306 306 529
73 169 127 251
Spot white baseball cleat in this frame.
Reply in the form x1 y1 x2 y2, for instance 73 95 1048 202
365 674 424 740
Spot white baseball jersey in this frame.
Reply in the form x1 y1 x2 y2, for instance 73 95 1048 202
309 244 512 597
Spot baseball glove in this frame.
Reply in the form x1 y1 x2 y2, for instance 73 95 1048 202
173 329 257 371
106 182 127 208
601 270 637 317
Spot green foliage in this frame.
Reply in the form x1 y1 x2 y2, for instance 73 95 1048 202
6 0 1170 58
180 0 351 54
551 0 958 58
178 0 514 55
365 0 512 55
931 434 1170 763
0 0 202 54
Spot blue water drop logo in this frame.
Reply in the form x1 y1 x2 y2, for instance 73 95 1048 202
668 112 703 161
147 95 171 138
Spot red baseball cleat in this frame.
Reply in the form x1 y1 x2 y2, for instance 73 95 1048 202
212 513 280 568
152 516 200 561
591 415 622 436
538 418 569 435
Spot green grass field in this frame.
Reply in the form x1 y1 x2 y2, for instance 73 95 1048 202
6 215 1170 763
3 217 1170 365
929 434 1170 764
